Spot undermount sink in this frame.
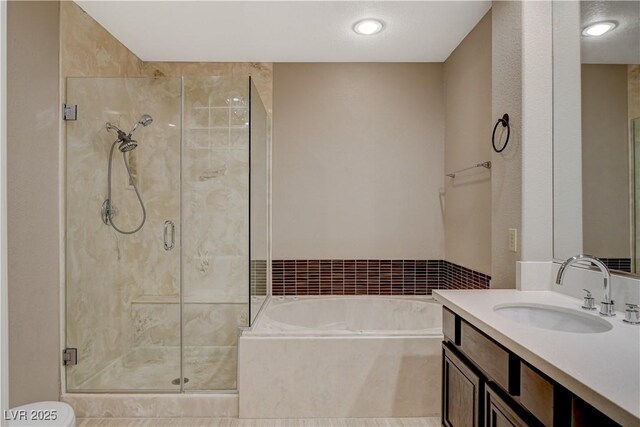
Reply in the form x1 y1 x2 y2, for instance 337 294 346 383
493 303 613 334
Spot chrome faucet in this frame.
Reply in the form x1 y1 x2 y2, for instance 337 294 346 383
556 255 615 317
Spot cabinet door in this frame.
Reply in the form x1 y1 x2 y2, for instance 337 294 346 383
485 383 532 427
443 343 483 427
488 400 521 427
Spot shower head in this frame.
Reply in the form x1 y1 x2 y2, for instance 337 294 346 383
138 114 153 127
130 114 153 133
118 137 138 152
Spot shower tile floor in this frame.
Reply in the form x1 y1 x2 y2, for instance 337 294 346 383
77 417 440 426
78 347 237 391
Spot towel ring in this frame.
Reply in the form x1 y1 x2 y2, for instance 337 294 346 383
492 113 510 153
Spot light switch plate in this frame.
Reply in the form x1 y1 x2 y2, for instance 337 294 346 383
509 228 518 252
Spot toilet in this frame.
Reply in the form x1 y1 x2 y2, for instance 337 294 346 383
6 402 75 427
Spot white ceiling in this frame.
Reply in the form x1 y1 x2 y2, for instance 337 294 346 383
75 1 491 62
581 1 640 64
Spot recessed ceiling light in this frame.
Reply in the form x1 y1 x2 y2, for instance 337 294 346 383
353 19 384 36
582 21 616 37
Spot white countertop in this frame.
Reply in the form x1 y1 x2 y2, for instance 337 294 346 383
433 289 640 426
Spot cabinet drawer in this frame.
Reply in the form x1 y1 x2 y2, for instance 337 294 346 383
520 363 554 426
460 320 512 391
443 307 459 344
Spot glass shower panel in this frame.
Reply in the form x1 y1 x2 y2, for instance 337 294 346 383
181 77 250 391
249 78 269 323
634 118 640 272
65 77 182 392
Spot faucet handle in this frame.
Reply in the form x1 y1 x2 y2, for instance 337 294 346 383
581 289 596 310
599 300 616 317
624 304 640 325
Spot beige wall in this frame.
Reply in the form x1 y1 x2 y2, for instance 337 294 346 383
7 0 61 406
581 64 630 258
520 1 553 265
491 1 522 288
272 63 444 259
490 1 554 286
1 1 8 413
443 12 492 275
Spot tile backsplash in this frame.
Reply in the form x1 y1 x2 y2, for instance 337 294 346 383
272 260 490 296
599 258 631 273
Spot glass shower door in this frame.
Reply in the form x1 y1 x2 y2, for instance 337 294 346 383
181 76 251 391
65 77 183 392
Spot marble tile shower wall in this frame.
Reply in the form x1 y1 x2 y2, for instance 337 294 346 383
180 77 250 388
182 76 250 305
271 260 491 296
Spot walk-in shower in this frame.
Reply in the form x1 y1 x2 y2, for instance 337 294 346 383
64 76 268 392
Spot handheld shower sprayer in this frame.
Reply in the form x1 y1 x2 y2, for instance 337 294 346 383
130 114 153 133
102 114 153 234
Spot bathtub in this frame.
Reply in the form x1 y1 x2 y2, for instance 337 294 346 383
238 296 443 418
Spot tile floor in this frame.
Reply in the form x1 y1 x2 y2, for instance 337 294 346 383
77 417 441 427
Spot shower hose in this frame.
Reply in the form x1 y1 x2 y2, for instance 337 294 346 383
105 139 147 234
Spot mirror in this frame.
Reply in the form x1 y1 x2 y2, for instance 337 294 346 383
553 1 640 275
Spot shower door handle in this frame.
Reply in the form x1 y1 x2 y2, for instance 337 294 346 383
164 220 175 251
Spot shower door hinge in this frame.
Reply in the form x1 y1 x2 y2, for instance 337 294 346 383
63 104 77 121
63 348 78 366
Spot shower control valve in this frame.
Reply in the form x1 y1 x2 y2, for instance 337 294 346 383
101 199 118 225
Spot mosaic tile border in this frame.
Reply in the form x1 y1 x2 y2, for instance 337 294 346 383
440 261 492 290
271 260 490 296
598 258 631 273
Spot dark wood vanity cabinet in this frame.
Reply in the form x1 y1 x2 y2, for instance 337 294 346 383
442 342 540 427
441 307 621 427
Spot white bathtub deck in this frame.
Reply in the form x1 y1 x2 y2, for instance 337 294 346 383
77 417 440 426
239 297 442 419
